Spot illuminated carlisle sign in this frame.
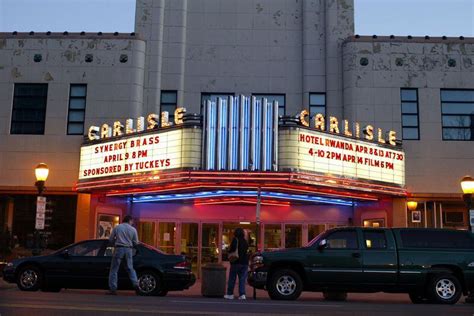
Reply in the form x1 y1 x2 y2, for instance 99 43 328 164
78 110 201 180
279 111 405 186
78 96 404 187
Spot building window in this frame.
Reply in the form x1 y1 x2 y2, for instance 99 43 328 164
400 88 420 140
441 89 474 141
11 83 48 135
160 90 177 123
201 93 234 113
309 93 326 117
252 94 285 117
67 84 87 135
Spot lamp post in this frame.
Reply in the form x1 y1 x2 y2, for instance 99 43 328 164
33 163 49 256
460 176 474 303
460 175 474 233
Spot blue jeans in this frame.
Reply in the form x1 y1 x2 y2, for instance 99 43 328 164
108 247 138 291
227 263 248 296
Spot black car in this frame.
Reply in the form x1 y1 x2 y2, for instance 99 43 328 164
2 239 195 296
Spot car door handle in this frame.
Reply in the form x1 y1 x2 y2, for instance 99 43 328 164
352 252 361 258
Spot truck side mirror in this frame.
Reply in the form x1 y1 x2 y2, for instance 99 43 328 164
318 239 328 250
61 249 70 258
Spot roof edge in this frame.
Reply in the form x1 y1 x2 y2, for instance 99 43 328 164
0 32 144 41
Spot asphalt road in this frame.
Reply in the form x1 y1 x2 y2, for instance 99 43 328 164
0 288 474 316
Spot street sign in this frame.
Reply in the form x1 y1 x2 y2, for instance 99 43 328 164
35 196 47 230
35 218 45 230
36 196 46 213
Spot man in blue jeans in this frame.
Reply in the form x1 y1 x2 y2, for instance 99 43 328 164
224 228 249 300
107 215 139 295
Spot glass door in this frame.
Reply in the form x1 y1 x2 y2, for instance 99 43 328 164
158 222 176 254
201 223 219 266
181 223 199 275
137 221 156 246
285 224 302 248
264 224 282 251
222 222 257 261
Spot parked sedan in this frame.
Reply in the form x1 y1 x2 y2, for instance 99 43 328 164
2 239 195 296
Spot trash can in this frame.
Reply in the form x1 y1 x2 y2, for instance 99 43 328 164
201 263 227 297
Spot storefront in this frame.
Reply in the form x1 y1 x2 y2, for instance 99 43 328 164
75 96 407 275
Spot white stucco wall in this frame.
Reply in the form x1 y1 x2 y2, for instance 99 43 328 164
0 34 146 188
342 37 474 194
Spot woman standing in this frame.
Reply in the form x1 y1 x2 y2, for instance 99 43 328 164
224 227 249 300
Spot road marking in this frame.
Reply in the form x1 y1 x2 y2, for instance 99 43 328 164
170 300 341 308
0 303 274 315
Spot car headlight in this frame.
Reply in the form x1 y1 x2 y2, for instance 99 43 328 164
252 255 264 264
6 262 13 267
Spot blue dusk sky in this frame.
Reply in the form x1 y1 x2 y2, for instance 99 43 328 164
0 0 473 37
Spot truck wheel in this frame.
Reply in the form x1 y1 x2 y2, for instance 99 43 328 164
408 292 429 304
427 273 462 305
17 265 42 291
267 269 303 301
323 291 347 301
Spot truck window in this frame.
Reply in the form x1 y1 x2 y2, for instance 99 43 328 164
326 230 358 249
363 231 387 249
400 230 474 249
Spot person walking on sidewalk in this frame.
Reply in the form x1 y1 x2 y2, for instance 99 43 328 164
107 215 139 295
224 227 249 300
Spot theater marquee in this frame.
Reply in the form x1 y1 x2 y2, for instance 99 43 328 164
79 127 201 180
279 127 405 187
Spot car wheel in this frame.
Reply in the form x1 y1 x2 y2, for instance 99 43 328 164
267 269 303 301
17 265 42 291
428 273 462 305
408 292 430 304
323 291 347 301
136 270 162 296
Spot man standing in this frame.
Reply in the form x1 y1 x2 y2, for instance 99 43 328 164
108 215 139 295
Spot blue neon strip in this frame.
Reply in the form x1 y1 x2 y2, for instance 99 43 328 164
243 97 250 170
231 96 239 170
222 99 228 169
265 101 273 171
254 99 261 170
133 190 354 206
209 101 217 170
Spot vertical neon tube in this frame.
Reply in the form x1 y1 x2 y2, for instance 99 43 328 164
272 100 279 171
254 98 261 170
231 96 239 170
265 100 273 171
243 96 250 170
239 95 245 171
207 100 217 170
250 96 256 171
262 98 268 171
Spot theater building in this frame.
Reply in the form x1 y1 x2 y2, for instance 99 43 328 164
0 0 473 265
74 98 406 274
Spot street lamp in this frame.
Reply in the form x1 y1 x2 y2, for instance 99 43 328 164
33 163 49 256
461 176 474 304
460 175 474 233
35 163 49 195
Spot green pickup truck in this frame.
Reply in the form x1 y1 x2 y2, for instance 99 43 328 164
248 227 474 304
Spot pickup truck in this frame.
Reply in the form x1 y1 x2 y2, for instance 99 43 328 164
248 227 474 304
